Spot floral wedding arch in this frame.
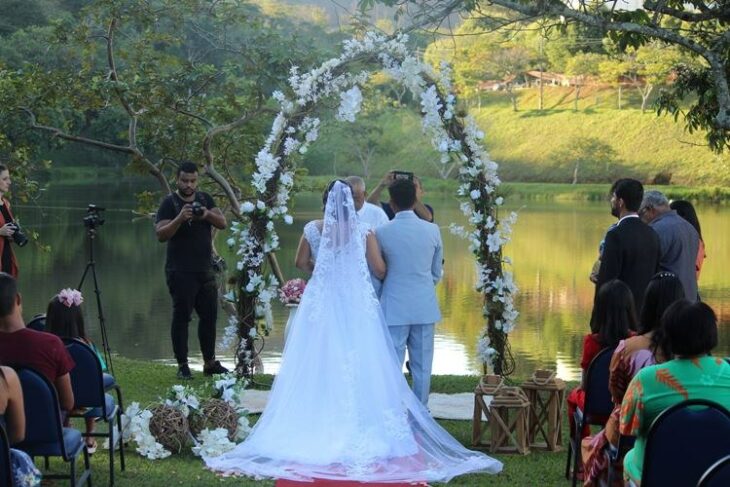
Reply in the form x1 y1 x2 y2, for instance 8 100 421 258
225 32 519 377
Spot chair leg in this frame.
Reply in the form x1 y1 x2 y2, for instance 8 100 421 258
84 445 92 487
108 419 115 487
572 419 583 487
70 453 77 487
117 407 125 471
565 415 576 480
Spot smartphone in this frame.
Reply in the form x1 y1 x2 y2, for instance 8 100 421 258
392 170 414 181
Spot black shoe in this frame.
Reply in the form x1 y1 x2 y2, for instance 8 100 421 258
203 360 229 376
177 363 193 380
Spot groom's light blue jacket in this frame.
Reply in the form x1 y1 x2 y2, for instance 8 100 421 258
375 211 443 326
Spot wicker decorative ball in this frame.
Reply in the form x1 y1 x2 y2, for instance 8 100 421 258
189 399 239 441
148 405 189 454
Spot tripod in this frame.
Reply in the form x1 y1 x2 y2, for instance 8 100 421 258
78 224 115 376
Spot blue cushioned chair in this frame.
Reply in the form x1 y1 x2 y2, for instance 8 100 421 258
565 346 616 487
698 454 730 487
64 339 124 486
25 314 45 332
13 367 90 487
641 399 730 487
0 423 12 487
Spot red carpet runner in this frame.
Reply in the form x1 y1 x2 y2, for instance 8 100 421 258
276 480 428 486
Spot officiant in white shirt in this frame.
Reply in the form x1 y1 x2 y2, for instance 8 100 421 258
346 176 389 294
346 176 389 230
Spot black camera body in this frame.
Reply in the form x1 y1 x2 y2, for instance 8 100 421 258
8 223 28 247
191 201 205 217
83 204 105 229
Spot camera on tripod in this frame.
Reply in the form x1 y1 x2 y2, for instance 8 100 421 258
83 204 105 229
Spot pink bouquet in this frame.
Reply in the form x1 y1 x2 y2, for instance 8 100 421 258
279 278 306 305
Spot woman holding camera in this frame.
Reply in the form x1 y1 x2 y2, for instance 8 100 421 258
0 164 20 277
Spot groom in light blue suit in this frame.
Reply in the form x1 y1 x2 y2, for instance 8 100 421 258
376 178 443 406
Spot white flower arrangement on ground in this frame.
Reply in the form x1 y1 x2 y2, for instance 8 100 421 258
120 373 252 460
228 31 517 375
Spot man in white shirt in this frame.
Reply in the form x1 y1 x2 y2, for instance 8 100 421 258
345 176 389 230
346 176 389 295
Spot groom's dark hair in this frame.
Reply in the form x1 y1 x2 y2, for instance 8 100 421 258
388 179 416 211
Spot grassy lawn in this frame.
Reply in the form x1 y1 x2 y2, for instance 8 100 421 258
38 356 579 486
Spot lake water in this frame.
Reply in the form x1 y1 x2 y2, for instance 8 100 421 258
12 181 730 380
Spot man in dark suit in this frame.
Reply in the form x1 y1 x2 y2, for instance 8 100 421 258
593 179 661 327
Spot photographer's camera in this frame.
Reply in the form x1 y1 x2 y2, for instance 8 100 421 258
8 223 28 247
191 201 205 217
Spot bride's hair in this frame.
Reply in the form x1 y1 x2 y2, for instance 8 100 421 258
322 179 352 210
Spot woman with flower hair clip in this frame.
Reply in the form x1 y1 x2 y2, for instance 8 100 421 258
46 288 105 453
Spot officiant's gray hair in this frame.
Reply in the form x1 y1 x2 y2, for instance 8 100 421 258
345 176 365 192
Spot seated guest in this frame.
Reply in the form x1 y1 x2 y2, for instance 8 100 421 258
46 288 105 453
0 273 74 413
581 272 684 486
567 279 636 450
0 363 42 486
620 300 730 486
367 170 434 222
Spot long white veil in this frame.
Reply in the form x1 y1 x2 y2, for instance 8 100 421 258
204 181 502 482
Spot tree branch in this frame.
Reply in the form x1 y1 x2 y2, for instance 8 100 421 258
19 107 171 192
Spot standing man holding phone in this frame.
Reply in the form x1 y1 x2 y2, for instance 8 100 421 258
367 170 434 222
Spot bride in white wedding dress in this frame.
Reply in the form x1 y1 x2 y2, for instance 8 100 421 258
204 180 502 482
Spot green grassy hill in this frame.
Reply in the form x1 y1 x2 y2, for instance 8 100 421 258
302 85 729 187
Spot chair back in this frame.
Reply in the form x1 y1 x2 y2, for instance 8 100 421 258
0 422 12 487
582 346 616 422
13 367 67 457
63 339 106 413
642 399 730 487
25 314 45 332
698 454 730 487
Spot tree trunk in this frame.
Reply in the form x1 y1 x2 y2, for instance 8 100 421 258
538 69 544 110
618 85 622 110
572 162 579 184
574 85 581 111
507 85 517 111
640 84 654 113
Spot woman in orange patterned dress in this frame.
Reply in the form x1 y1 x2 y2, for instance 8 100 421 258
619 300 730 485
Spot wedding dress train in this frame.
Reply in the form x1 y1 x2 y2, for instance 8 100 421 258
204 181 502 482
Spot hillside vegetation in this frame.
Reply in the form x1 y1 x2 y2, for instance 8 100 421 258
302 85 729 186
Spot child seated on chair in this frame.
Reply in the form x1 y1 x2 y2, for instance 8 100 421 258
567 280 636 451
46 289 106 454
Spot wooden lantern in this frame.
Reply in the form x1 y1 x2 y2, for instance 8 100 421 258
472 374 503 447
473 376 531 455
521 369 566 451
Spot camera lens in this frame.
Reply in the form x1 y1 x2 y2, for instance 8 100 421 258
191 202 204 216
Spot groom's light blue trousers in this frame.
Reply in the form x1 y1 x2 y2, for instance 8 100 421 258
388 323 435 406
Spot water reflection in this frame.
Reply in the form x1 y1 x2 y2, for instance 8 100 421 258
12 183 730 381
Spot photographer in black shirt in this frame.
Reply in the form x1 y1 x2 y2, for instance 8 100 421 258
155 162 228 379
